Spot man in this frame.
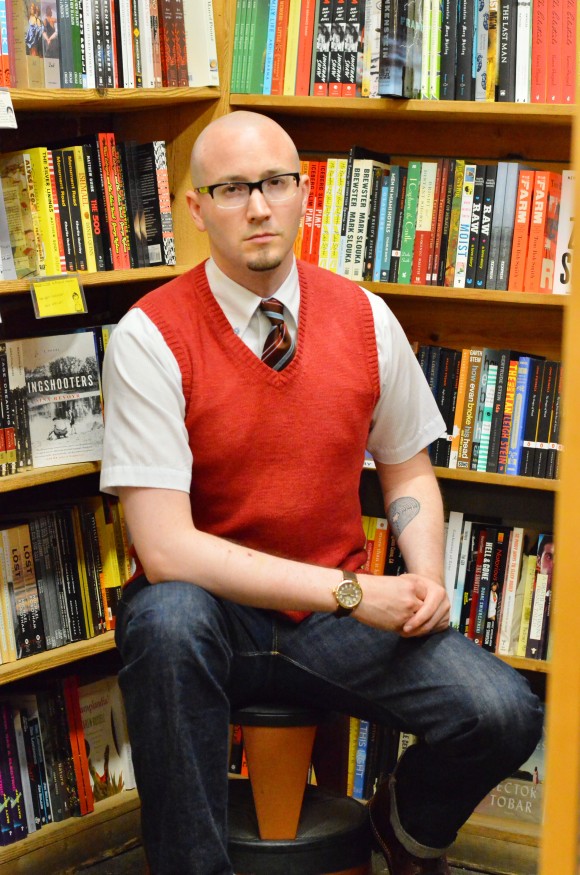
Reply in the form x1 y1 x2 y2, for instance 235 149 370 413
100 111 543 875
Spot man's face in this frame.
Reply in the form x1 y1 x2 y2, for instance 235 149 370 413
186 123 309 292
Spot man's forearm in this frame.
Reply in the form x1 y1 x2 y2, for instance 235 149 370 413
376 450 445 585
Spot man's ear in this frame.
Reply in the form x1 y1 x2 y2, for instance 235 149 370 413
299 174 310 218
186 189 207 232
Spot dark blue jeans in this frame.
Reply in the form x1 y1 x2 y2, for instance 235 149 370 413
115 577 543 875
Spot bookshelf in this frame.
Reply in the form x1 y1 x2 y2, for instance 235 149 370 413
0 65 225 875
0 0 577 871
228 3 573 871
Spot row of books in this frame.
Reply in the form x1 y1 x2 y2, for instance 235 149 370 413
0 0 219 90
0 674 135 845
295 148 575 295
362 513 555 660
0 494 132 664
417 345 562 480
0 135 175 281
231 0 576 103
347 709 545 826
0 328 111 476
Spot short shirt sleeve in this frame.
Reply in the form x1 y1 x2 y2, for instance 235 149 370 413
99 309 193 496
364 293 446 465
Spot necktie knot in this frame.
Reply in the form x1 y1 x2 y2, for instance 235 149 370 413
259 298 285 325
259 298 295 371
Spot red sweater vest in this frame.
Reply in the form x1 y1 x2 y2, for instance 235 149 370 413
133 260 380 616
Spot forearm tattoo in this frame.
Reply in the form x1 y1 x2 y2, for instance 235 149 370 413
387 497 420 539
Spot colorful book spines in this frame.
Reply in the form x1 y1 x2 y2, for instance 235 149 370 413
231 0 575 101
279 150 570 296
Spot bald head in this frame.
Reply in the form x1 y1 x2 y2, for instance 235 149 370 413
190 112 300 187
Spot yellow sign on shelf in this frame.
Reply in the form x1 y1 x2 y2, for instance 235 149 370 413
30 275 88 318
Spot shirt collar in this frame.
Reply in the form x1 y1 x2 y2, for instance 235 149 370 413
205 258 300 335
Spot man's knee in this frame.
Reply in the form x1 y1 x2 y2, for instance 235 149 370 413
117 580 226 655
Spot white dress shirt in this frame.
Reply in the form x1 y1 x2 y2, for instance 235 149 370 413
100 258 446 495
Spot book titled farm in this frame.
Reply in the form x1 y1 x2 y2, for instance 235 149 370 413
20 331 104 469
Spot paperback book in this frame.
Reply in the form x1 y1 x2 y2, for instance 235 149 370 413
20 331 104 468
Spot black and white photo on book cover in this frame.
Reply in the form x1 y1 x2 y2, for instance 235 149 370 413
21 331 104 468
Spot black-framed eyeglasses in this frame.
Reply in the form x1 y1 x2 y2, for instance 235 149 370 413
195 173 301 209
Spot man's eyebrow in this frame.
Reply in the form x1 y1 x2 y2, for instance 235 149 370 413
207 170 294 184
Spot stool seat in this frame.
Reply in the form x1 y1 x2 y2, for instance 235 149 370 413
228 780 372 875
231 703 331 727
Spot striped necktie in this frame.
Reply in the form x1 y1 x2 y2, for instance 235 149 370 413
259 298 296 371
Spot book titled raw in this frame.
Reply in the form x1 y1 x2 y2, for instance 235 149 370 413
21 331 104 469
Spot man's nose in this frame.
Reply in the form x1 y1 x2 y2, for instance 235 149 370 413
247 187 271 216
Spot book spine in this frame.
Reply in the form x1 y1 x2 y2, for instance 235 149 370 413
443 159 465 287
73 146 98 273
561 0 576 104
152 140 176 265
270 0 289 93
111 140 133 268
27 148 62 276
262 0 279 94
496 0 517 100
506 356 532 475
63 148 87 272
411 161 437 286
523 170 551 292
533 360 559 478
507 168 535 291
474 165 497 288
518 356 544 475
530 0 548 102
173 0 188 85
397 160 421 285
328 0 346 97
51 150 76 273
514 0 531 101
341 0 362 96
464 165 486 288
457 348 483 469
453 163 476 288
439 0 456 98
312 0 332 95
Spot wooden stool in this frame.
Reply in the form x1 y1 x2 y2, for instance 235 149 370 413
228 704 372 875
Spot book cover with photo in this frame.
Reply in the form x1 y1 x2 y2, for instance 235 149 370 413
475 706 545 826
21 331 104 469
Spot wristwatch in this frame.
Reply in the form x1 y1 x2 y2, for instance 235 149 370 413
333 571 363 617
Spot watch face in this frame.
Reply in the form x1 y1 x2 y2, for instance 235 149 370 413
337 580 361 608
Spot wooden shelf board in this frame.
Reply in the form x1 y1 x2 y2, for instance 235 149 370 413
367 285 569 308
0 265 192 297
0 790 141 872
0 632 116 685
451 815 540 875
230 95 574 126
434 467 559 492
0 462 101 493
11 87 220 112
499 655 550 674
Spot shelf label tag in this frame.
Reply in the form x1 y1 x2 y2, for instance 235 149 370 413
30 275 88 318
0 90 17 129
